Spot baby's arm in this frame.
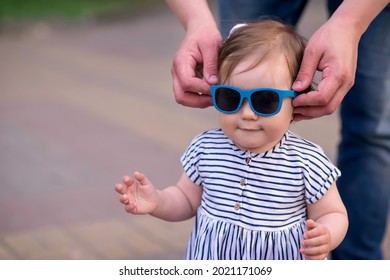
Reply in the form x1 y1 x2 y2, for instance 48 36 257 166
301 182 348 260
115 171 202 222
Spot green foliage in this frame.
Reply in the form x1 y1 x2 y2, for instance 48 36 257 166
0 0 160 22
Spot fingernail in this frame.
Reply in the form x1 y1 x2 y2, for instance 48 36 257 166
209 75 218 84
292 81 302 88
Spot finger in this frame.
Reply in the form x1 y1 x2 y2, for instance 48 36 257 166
302 234 328 248
115 183 127 195
122 175 134 187
293 73 341 105
173 61 211 93
125 202 137 214
171 66 213 108
119 194 129 205
292 47 319 92
292 93 341 119
293 112 312 122
306 219 317 231
199 41 220 85
293 104 333 120
300 245 328 259
303 220 322 240
175 91 212 108
133 171 152 186
302 251 328 260
292 88 341 119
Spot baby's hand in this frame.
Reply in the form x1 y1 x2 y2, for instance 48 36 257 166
114 171 158 215
300 219 331 260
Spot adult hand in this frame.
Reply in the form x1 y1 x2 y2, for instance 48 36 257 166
292 18 359 121
171 24 222 108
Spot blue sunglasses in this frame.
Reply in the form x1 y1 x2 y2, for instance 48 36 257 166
210 85 297 116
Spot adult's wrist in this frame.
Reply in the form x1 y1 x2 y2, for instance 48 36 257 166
330 0 389 38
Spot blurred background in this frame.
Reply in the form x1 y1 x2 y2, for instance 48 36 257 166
0 0 389 259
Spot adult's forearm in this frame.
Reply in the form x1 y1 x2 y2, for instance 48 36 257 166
331 0 389 37
165 0 217 31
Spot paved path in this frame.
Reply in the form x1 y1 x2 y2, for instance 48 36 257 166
0 1 389 259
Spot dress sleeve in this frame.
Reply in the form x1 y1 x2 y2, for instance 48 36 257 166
180 133 204 187
303 147 341 204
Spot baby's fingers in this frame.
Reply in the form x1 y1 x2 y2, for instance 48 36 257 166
300 237 329 260
133 171 152 186
115 183 127 195
300 245 329 260
119 194 129 205
301 234 328 248
306 219 317 231
124 201 138 214
122 175 135 187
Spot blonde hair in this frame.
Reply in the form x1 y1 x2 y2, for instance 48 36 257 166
219 20 307 87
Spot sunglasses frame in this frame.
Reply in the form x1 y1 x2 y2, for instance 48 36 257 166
210 85 298 116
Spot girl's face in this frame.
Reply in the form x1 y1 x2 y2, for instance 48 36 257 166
219 55 294 154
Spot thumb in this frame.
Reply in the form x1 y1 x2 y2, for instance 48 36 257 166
306 219 317 231
292 49 318 92
200 42 219 85
133 171 151 186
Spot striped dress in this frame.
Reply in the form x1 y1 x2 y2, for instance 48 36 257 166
181 128 341 260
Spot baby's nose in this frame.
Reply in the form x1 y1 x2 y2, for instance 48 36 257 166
241 100 258 120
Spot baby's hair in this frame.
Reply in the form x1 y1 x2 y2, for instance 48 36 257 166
219 19 311 92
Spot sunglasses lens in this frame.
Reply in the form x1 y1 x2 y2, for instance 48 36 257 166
251 90 279 114
215 88 241 112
